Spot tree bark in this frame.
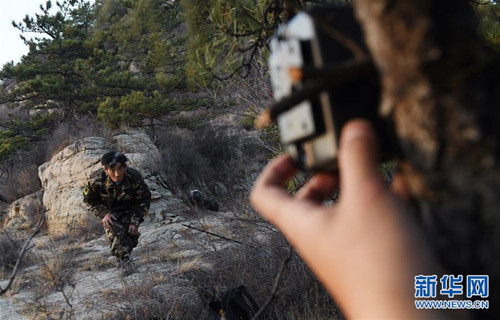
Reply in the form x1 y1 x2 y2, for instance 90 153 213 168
353 0 500 314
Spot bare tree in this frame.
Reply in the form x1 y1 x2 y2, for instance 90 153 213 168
353 0 500 314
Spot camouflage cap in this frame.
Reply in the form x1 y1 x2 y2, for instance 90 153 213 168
101 151 128 166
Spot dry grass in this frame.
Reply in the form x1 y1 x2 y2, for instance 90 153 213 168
176 255 213 274
38 247 78 289
14 244 80 319
98 271 208 320
46 115 113 158
156 246 177 263
137 243 186 264
20 301 73 320
2 165 42 201
165 249 199 261
4 273 30 297
80 255 115 272
171 201 344 319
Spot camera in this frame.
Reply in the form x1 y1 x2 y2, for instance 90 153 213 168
261 6 397 172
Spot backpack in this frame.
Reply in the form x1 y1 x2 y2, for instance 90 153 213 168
209 285 260 320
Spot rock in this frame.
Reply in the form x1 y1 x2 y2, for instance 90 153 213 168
0 295 27 320
148 198 188 223
143 173 173 199
112 132 161 172
38 137 107 234
0 206 238 319
171 216 185 223
1 79 17 93
4 190 44 230
213 182 229 195
173 233 183 240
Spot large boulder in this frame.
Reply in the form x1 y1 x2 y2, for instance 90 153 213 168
112 132 162 170
38 131 186 234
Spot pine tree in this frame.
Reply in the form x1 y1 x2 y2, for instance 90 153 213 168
181 0 348 83
182 0 289 83
5 0 96 116
0 0 187 161
0 0 96 162
90 0 184 128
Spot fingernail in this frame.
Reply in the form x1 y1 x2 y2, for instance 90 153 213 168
343 120 373 142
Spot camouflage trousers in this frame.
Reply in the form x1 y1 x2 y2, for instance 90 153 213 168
104 221 140 260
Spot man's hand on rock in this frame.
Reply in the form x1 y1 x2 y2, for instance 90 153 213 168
101 213 117 230
128 224 139 235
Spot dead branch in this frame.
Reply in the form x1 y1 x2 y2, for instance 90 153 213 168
251 244 293 319
0 210 46 296
181 223 247 246
60 284 74 308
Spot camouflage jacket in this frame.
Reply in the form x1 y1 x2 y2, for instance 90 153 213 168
83 167 151 226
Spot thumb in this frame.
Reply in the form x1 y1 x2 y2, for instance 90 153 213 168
338 119 383 196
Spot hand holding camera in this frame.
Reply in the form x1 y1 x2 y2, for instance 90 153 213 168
257 7 398 172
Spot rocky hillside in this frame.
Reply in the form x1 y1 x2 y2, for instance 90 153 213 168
1 209 241 319
3 131 175 233
0 131 248 319
0 130 340 319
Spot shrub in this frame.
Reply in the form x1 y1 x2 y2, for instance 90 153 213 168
19 244 80 319
0 232 21 274
99 272 209 320
46 115 113 158
154 122 267 197
154 128 212 192
38 248 78 290
182 225 343 319
170 193 343 318
0 164 42 202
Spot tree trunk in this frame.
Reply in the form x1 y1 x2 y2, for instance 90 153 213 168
353 0 500 315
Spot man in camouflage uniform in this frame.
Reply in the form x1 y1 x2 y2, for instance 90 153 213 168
83 151 151 267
